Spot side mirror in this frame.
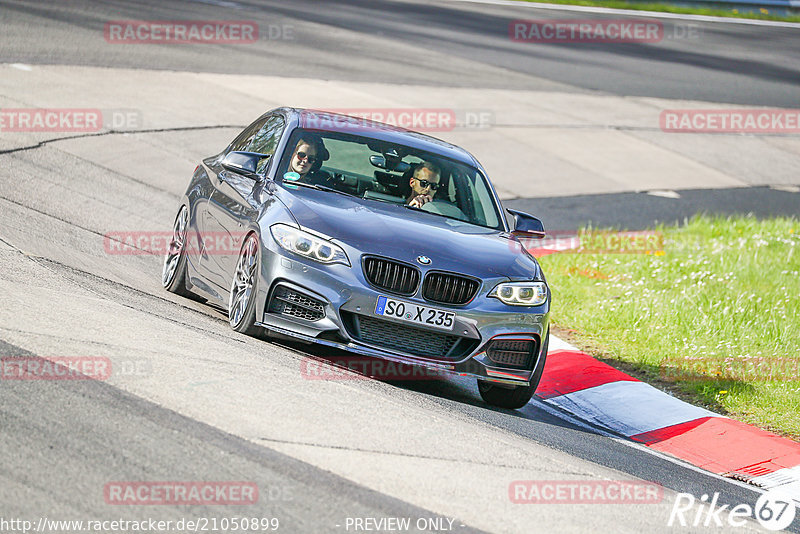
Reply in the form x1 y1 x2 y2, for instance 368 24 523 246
221 151 269 178
506 208 545 239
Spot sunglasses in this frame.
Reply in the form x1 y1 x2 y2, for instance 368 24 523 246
296 151 317 162
416 179 441 191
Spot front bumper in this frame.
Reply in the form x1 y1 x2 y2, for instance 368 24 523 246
254 245 549 386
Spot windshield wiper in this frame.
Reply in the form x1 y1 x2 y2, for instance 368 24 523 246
403 204 450 220
405 204 483 227
287 181 358 198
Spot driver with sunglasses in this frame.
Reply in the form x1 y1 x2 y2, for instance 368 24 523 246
406 162 442 208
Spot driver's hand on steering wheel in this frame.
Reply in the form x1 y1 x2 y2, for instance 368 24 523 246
408 194 433 208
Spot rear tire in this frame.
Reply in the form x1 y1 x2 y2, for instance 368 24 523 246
162 206 193 297
478 331 549 409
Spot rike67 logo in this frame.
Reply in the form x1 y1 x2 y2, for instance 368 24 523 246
668 490 797 530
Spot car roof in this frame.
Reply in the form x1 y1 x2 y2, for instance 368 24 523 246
277 107 481 168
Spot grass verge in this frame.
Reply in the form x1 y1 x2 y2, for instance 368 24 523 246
515 0 800 22
537 215 800 440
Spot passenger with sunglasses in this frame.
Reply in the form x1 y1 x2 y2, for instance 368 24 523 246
406 162 441 208
288 135 327 182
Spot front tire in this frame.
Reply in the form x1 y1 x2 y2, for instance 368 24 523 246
478 331 549 409
162 206 192 297
228 234 263 337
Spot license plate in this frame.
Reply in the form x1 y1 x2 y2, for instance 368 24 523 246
374 296 455 331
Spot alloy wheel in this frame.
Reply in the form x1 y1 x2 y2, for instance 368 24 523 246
162 206 188 287
229 235 258 327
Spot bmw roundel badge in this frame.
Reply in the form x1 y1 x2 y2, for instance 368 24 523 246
417 255 431 265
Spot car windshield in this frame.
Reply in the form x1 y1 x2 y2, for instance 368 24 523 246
276 128 505 230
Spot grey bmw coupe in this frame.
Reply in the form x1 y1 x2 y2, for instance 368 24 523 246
162 108 550 409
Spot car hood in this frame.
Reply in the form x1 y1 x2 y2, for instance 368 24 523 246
274 186 541 280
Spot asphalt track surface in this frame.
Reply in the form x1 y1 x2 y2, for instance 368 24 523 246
1 1 799 533
1 0 799 106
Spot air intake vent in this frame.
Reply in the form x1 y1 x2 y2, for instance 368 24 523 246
268 285 325 321
422 272 480 306
363 257 420 296
486 339 536 369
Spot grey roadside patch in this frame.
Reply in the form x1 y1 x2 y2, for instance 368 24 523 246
0 338 36 357
505 186 800 231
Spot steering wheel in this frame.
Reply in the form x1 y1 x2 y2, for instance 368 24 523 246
421 199 467 221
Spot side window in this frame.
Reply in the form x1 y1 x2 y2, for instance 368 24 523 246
228 115 285 174
229 118 265 153
249 115 285 158
251 116 285 174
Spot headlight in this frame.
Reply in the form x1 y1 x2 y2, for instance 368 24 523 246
270 224 350 266
490 281 548 306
